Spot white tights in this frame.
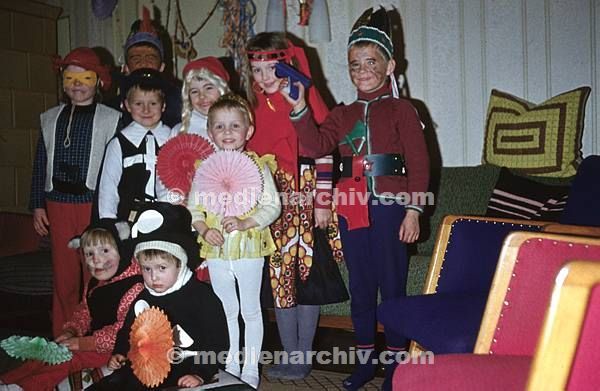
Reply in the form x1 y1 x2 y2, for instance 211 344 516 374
207 258 264 387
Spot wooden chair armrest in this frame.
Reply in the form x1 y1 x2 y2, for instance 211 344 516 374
543 223 600 238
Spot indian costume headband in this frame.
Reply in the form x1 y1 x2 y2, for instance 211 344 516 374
247 47 293 63
247 41 312 91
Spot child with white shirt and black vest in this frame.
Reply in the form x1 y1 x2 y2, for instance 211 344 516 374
97 68 172 222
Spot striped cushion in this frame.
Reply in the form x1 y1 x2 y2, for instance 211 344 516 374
486 168 569 221
483 87 590 177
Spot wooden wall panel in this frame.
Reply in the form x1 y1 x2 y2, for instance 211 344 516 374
0 0 60 212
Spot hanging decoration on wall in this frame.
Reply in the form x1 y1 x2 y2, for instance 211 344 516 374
172 0 220 61
92 0 119 20
265 0 312 28
221 0 257 92
265 0 331 42
298 0 311 26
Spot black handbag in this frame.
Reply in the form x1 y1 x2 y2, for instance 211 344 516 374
296 228 349 305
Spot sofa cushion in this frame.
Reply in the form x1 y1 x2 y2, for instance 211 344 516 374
419 165 501 255
486 167 570 221
483 86 591 177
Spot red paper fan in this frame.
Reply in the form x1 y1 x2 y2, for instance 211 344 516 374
157 133 215 195
193 150 263 217
128 307 174 388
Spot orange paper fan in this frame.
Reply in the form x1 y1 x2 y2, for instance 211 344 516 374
128 306 174 387
157 133 215 195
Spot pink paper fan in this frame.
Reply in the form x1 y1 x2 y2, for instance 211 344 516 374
157 134 214 195
193 150 263 217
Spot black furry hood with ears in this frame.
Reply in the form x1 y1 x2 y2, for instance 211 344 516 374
69 218 134 276
130 202 201 271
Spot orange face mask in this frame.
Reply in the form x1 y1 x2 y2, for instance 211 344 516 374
63 70 98 87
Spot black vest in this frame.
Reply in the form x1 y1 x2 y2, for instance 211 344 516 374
87 274 143 332
116 132 160 221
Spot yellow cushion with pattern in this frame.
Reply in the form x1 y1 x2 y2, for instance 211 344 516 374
483 87 591 177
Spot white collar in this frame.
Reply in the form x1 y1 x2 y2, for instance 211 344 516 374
145 265 193 297
192 110 207 121
123 121 171 148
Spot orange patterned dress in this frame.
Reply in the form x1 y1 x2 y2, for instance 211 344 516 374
268 164 344 308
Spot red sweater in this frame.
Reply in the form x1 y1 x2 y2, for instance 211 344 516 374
247 87 333 208
291 84 430 209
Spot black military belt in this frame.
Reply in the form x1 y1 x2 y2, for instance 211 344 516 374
338 154 406 177
52 178 89 195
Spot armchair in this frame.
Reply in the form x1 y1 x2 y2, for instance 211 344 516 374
377 215 545 354
393 231 600 390
560 155 600 227
527 260 600 390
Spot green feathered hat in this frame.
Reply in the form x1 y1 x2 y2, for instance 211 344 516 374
348 7 393 59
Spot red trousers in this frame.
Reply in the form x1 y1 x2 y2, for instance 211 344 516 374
46 201 92 337
0 351 109 391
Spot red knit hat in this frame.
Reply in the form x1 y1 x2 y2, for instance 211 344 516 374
182 56 229 82
53 47 112 91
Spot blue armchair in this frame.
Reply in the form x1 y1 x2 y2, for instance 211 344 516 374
377 215 545 354
560 155 600 227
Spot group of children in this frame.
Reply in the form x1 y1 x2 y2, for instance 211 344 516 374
8 5 430 391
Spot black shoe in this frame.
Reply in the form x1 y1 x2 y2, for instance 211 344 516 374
342 351 378 391
381 350 403 391
342 372 376 391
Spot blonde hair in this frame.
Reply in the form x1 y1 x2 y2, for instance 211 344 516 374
137 249 181 268
125 85 165 105
179 68 230 134
207 94 254 129
81 228 117 249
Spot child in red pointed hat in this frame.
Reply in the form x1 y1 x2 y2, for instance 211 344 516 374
172 56 231 140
